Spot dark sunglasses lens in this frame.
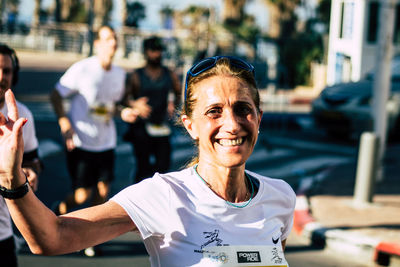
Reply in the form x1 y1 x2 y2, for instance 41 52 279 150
230 58 253 72
190 58 217 76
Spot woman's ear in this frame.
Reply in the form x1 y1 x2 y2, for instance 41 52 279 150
258 109 263 127
181 115 198 140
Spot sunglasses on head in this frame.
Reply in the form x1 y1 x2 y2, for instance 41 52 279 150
184 56 255 103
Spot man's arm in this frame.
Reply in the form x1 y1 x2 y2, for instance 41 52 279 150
49 89 75 151
20 107 41 191
170 70 182 106
22 149 42 191
119 72 151 123
168 69 182 118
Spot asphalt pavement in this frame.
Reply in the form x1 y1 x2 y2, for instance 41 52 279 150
293 141 400 266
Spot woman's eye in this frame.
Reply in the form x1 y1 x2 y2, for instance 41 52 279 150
206 107 222 117
235 105 252 116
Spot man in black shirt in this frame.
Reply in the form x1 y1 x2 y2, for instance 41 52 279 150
124 36 181 183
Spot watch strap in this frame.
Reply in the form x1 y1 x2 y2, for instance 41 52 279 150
0 174 30 199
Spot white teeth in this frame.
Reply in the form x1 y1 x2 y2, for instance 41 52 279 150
218 137 243 146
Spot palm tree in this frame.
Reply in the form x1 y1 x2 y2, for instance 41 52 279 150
125 1 145 28
93 0 112 30
222 0 262 56
60 0 73 21
54 0 86 23
121 0 127 26
31 0 41 29
4 0 19 33
222 0 246 26
176 5 211 55
265 0 326 88
119 1 146 58
119 0 127 58
160 5 174 29
0 0 7 30
264 0 300 39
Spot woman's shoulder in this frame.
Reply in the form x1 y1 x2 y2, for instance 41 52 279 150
133 168 193 188
157 167 194 184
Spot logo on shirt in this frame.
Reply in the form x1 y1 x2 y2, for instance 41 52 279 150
237 251 261 263
201 229 223 249
272 232 281 245
194 229 228 254
207 252 229 264
271 247 283 264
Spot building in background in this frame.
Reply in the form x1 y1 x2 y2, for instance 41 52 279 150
327 0 400 85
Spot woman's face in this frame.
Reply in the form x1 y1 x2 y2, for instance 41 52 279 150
183 75 262 168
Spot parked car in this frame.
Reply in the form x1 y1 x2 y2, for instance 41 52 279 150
311 78 400 139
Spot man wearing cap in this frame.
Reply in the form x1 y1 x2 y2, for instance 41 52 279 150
123 36 181 183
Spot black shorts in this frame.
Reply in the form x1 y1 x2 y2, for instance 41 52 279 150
0 236 17 267
66 148 115 189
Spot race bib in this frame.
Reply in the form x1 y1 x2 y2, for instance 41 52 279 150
197 245 288 267
145 123 171 137
89 103 113 123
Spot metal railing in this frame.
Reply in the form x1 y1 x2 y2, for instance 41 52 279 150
1 23 182 64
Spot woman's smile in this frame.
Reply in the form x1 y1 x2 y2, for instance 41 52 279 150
217 137 244 146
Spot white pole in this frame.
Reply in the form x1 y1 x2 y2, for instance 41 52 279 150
353 132 379 206
373 0 396 182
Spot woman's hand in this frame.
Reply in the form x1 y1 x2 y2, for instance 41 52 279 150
0 89 26 189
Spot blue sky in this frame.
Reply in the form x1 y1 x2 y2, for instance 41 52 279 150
18 0 270 32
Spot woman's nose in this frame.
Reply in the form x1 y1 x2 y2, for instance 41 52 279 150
222 110 240 133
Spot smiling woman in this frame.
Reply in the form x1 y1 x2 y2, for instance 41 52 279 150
0 55 296 267
181 57 260 169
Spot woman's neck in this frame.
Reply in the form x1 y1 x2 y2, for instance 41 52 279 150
196 163 249 203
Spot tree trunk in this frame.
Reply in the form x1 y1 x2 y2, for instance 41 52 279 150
120 0 127 57
32 0 41 28
93 0 112 30
60 0 72 21
222 0 246 23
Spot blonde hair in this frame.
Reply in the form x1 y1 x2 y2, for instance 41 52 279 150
180 58 261 167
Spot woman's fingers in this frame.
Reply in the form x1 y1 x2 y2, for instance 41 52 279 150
13 117 26 141
0 111 5 125
5 89 19 122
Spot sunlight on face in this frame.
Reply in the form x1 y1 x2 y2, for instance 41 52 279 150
187 75 262 168
96 27 118 59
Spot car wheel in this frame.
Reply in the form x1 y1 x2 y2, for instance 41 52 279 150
389 116 400 142
326 129 351 140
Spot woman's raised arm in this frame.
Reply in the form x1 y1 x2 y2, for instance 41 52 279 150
0 90 135 255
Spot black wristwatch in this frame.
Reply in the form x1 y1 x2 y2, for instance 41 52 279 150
0 175 30 199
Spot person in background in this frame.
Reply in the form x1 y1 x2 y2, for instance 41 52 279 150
0 43 42 267
0 56 296 266
123 36 181 183
49 25 146 256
